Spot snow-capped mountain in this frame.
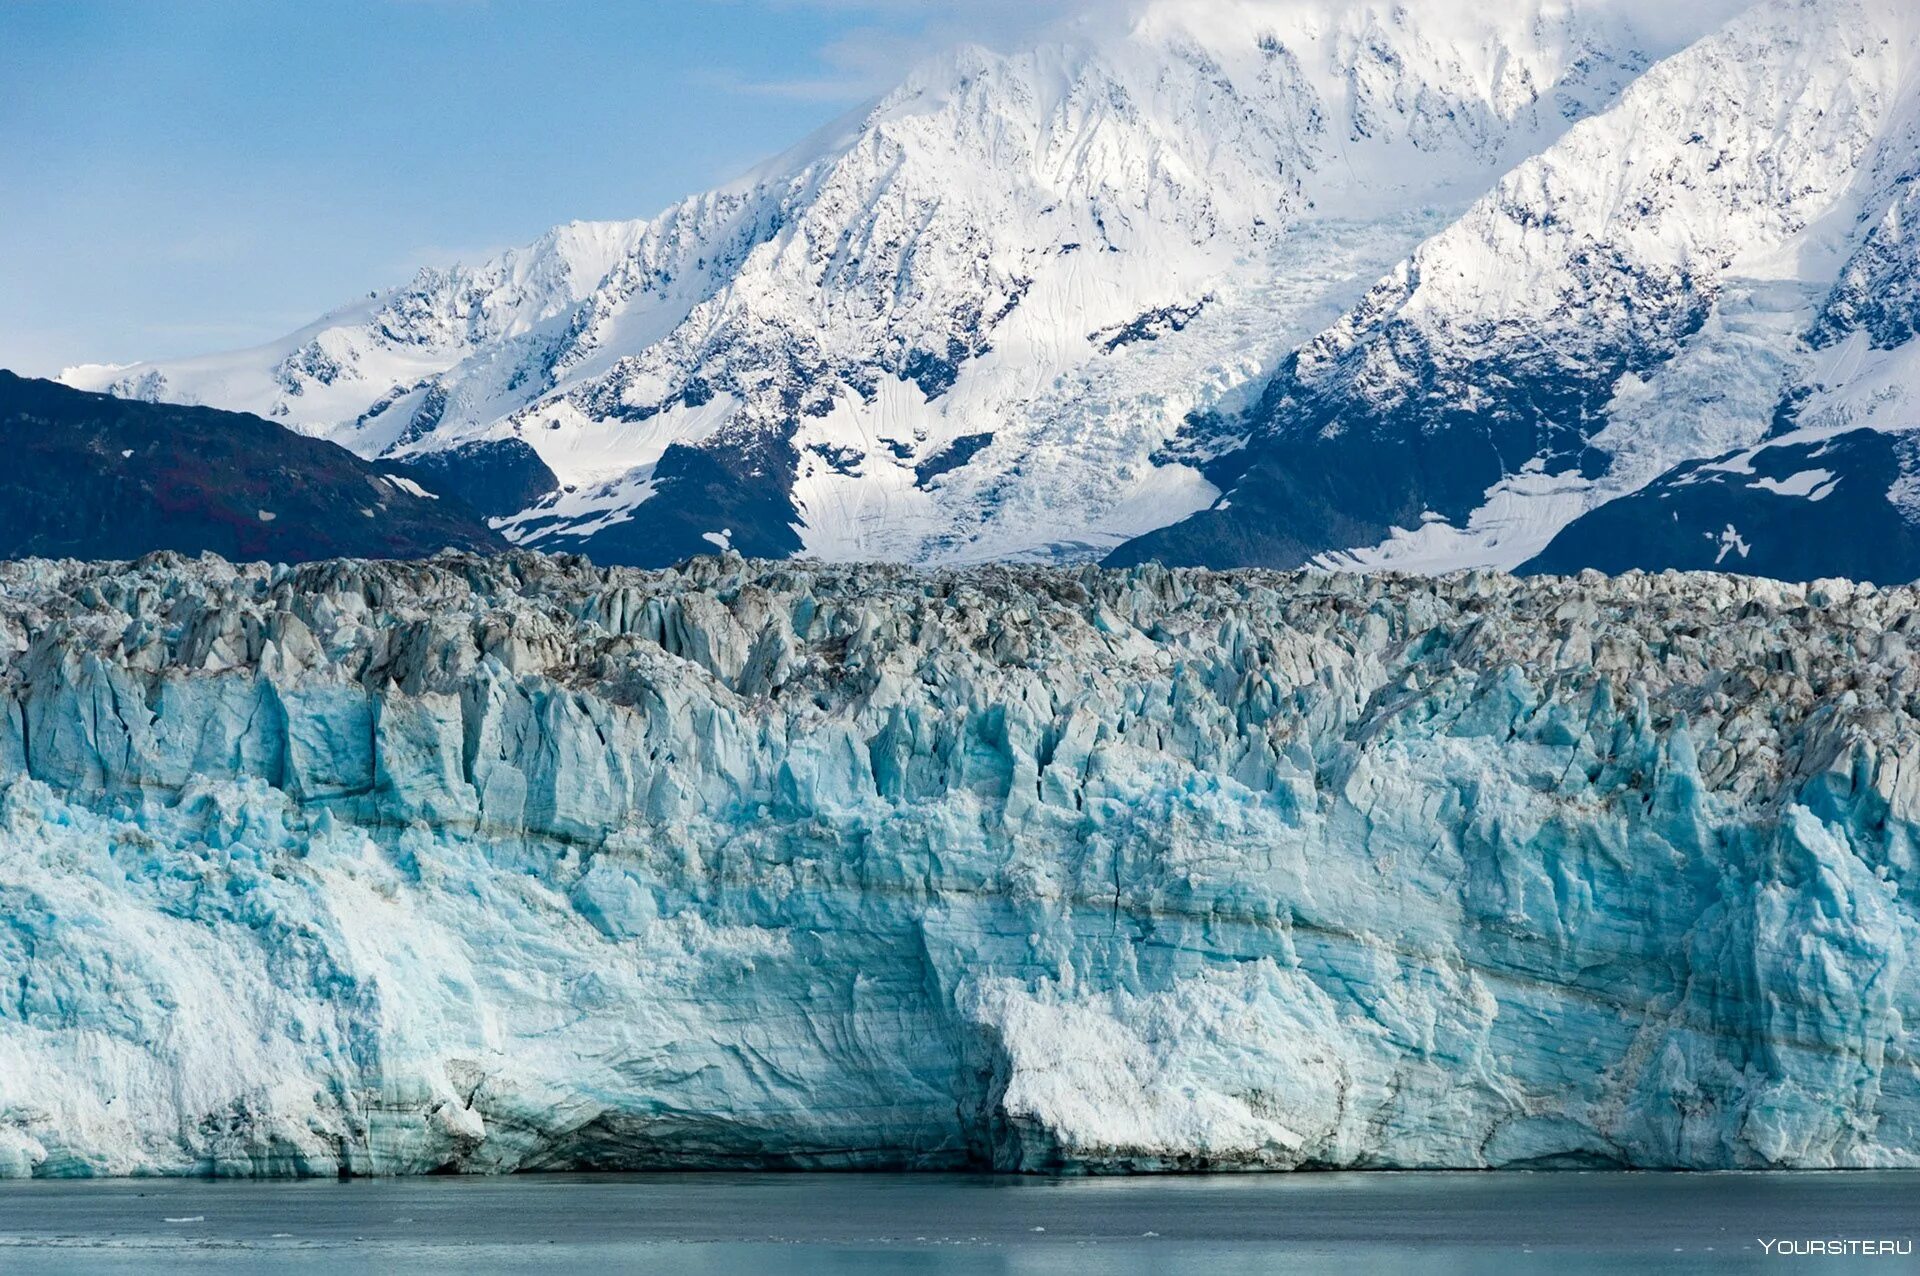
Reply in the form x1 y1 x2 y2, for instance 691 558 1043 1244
62 0 1733 569
61 0 1920 580
1116 0 1920 577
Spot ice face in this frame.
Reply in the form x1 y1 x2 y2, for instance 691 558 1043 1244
0 552 1915 1177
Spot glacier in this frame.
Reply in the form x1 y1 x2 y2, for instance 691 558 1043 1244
0 551 1915 1177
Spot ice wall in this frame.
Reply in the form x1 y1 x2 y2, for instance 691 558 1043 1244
0 552 1914 1176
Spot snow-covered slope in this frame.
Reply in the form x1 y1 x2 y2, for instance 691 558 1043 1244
62 0 1729 569
2 553 1917 1175
63 0 1920 581
1117 0 1920 577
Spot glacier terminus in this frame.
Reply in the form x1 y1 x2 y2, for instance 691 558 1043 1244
0 552 1914 1177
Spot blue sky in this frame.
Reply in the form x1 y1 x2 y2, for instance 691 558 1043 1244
0 0 1087 376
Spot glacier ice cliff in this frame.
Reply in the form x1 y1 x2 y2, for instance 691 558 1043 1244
0 551 1915 1176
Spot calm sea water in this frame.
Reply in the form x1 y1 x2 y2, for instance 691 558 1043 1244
0 1171 1913 1274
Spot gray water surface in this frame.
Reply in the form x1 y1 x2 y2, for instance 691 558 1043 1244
0 1171 1914 1273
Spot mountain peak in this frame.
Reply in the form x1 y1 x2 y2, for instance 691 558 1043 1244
62 0 1920 582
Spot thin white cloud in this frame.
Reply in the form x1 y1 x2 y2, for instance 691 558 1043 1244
685 65 892 103
700 0 1752 104
700 0 1133 100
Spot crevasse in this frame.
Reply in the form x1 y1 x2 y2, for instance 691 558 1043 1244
0 551 1914 1176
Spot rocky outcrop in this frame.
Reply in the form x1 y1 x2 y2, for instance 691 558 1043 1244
0 552 1915 1176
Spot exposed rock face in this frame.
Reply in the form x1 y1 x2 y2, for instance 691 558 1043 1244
0 553 1915 1176
1523 428 1920 583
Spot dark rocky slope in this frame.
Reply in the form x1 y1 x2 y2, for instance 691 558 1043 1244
0 371 505 562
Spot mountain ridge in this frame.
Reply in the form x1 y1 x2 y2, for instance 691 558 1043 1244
59 0 1920 581
0 371 505 563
